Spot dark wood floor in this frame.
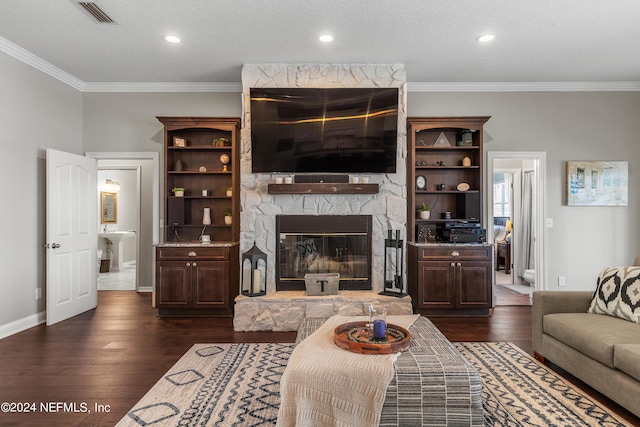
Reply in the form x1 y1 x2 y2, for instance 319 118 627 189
0 291 636 426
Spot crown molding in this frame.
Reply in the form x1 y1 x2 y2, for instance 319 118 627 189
82 82 242 93
0 36 84 91
407 81 640 92
1 37 638 93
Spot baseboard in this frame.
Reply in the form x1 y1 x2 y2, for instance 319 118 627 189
137 286 153 293
0 311 46 340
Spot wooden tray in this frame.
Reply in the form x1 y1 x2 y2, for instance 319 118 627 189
334 321 411 354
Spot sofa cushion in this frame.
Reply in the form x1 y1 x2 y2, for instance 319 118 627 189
588 266 640 324
543 313 640 368
614 344 640 382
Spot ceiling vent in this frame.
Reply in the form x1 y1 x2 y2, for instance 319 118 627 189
77 2 116 23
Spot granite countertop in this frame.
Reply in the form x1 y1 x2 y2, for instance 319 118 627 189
409 242 492 247
156 241 239 248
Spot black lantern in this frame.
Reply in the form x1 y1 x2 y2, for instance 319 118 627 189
241 241 267 296
380 229 407 297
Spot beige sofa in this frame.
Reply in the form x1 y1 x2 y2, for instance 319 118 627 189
533 290 640 418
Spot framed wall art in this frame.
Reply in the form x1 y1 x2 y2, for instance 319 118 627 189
566 161 628 206
101 191 118 223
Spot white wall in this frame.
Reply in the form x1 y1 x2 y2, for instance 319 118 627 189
0 51 82 334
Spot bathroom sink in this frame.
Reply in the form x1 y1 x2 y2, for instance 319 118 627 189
99 231 135 243
99 231 135 271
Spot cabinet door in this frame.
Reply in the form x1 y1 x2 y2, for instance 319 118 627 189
156 261 191 308
456 261 492 308
192 261 228 308
417 261 455 309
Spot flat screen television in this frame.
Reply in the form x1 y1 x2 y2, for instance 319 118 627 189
250 87 399 173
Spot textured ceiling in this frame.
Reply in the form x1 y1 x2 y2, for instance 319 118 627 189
1 0 639 86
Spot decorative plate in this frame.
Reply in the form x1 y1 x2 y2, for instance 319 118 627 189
334 321 411 354
457 182 470 191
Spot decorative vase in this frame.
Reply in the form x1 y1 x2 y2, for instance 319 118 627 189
419 210 431 220
224 215 232 225
203 207 211 225
226 189 232 197
462 157 471 167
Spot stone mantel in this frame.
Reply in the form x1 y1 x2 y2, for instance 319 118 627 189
267 183 380 195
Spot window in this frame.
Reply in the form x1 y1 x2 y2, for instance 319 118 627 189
493 180 510 217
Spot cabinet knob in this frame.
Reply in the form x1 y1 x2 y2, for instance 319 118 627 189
186 262 191 267
188 251 197 257
457 262 461 267
451 251 459 257
451 262 455 267
192 263 197 267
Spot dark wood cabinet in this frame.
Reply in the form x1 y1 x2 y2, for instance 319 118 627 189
155 244 239 317
409 243 493 316
157 117 240 243
407 117 490 242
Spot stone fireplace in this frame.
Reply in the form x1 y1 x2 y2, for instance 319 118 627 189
233 64 411 331
239 64 408 294
276 215 372 291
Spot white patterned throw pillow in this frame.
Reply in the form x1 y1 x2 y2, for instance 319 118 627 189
588 267 640 324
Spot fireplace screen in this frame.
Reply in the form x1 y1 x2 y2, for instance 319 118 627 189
276 215 372 291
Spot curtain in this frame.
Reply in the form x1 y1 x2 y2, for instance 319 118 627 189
515 170 534 284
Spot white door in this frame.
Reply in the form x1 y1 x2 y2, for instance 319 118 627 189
46 149 97 326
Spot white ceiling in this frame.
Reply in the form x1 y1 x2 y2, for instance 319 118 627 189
1 0 639 91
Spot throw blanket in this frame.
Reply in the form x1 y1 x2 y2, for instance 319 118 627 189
277 314 419 427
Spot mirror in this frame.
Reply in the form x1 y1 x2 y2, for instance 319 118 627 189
101 192 117 223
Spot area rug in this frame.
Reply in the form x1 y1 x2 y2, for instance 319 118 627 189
116 342 633 426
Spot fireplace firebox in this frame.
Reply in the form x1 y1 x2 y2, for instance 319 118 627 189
276 215 372 291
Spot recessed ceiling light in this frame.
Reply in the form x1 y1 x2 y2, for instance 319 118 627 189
319 34 334 43
476 34 495 43
165 35 181 44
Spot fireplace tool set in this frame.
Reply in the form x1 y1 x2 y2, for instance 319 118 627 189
380 229 407 297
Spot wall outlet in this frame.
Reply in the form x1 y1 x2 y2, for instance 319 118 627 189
35 287 42 300
546 218 554 228
558 276 566 287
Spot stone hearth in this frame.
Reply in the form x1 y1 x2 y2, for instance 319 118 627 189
233 291 412 332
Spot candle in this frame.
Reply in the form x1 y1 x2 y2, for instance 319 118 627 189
373 319 386 340
252 269 261 294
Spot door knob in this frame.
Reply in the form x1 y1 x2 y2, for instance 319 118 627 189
52 243 60 249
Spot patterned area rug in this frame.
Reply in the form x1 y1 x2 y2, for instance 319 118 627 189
456 342 633 427
116 342 633 426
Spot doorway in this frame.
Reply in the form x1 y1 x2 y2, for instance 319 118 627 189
486 152 546 304
97 167 139 291
86 152 160 294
